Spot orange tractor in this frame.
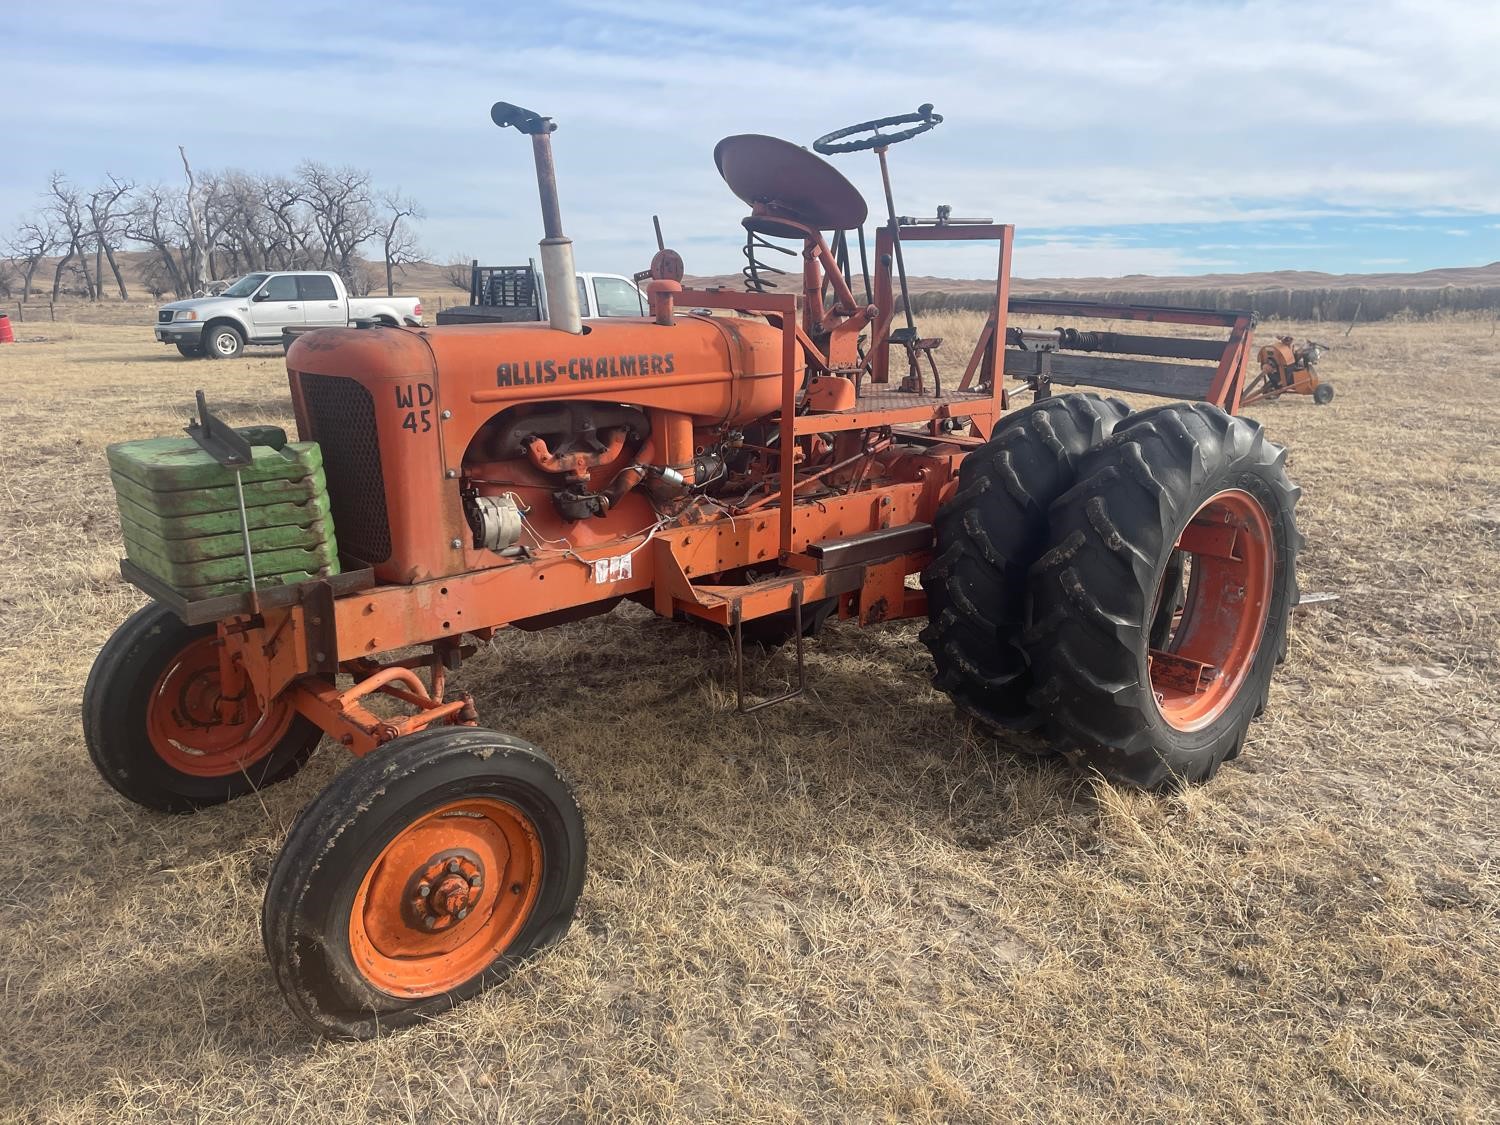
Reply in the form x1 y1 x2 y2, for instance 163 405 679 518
85 102 1301 1037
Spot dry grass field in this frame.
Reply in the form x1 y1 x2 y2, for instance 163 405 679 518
0 310 1496 1122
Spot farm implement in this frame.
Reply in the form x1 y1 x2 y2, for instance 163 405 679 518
1241 335 1335 406
85 102 1302 1037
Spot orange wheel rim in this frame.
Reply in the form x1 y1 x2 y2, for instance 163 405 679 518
1149 488 1273 733
146 636 295 777
348 797 543 998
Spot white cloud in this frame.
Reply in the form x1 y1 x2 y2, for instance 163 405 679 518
3 0 1497 277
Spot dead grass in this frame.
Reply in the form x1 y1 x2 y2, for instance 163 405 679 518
0 314 1497 1122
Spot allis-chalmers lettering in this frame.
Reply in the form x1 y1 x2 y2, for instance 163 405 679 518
496 352 676 387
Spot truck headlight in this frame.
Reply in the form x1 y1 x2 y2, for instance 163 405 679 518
173 309 199 322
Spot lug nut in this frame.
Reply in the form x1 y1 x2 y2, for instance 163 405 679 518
451 538 463 549
469 874 482 887
457 907 468 920
423 916 437 930
447 859 462 874
418 882 431 897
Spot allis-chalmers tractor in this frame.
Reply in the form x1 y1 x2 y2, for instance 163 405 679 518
85 103 1301 1037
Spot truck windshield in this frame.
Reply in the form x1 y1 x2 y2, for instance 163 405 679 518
221 273 271 298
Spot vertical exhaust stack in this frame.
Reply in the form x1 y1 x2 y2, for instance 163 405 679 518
491 101 583 335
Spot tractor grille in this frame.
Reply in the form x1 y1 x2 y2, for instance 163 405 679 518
296 373 392 564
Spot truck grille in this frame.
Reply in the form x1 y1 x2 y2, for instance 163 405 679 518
157 310 174 324
296 373 392 564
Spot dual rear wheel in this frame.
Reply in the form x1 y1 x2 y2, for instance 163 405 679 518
924 396 1301 788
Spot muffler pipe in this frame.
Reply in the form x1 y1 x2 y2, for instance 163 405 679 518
491 101 583 335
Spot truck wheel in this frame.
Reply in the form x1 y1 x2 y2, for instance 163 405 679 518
1026 403 1301 789
1313 382 1334 405
920 393 1130 736
83 603 321 812
262 726 586 1039
204 323 244 359
175 342 204 358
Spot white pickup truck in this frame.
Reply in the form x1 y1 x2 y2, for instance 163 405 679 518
154 271 423 359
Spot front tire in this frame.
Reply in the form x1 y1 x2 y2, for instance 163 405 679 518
83 603 321 812
262 727 587 1039
921 393 1130 735
1026 403 1301 789
204 323 244 359
175 342 204 358
1313 382 1334 405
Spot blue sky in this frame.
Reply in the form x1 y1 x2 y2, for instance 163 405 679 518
5 0 1498 281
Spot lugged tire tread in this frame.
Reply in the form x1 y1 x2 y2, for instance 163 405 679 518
920 393 1130 735
1025 402 1301 789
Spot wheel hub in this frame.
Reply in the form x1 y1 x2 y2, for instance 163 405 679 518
406 852 484 931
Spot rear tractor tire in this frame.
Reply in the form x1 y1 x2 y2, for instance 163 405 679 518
262 727 587 1039
1026 402 1301 789
921 393 1130 736
83 602 321 812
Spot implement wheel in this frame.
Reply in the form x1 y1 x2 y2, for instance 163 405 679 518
1313 382 1334 405
1026 403 1301 789
262 727 586 1039
921 393 1129 735
83 602 320 812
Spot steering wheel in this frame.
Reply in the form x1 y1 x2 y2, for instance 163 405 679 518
813 104 943 154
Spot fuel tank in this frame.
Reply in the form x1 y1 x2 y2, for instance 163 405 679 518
286 314 788 583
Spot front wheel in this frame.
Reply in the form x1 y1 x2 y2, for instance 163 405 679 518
175 342 204 358
1313 381 1334 405
83 603 321 812
262 727 587 1039
1026 403 1301 789
204 323 244 359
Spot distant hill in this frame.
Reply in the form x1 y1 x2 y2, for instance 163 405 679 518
687 262 1500 295
13 250 1499 322
686 262 1500 322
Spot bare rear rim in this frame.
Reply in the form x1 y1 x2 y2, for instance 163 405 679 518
1149 488 1273 733
348 796 543 998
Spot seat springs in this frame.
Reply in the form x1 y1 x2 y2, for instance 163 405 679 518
742 230 796 293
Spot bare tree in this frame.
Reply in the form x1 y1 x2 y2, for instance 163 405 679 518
5 215 59 303
297 162 377 282
376 191 424 296
87 175 135 300
47 174 95 302
125 184 189 297
443 257 475 292
178 146 211 295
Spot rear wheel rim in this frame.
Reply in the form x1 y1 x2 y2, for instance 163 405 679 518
1148 488 1274 732
348 797 543 998
146 635 296 776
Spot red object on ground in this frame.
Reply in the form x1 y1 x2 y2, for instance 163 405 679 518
0 314 13 344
